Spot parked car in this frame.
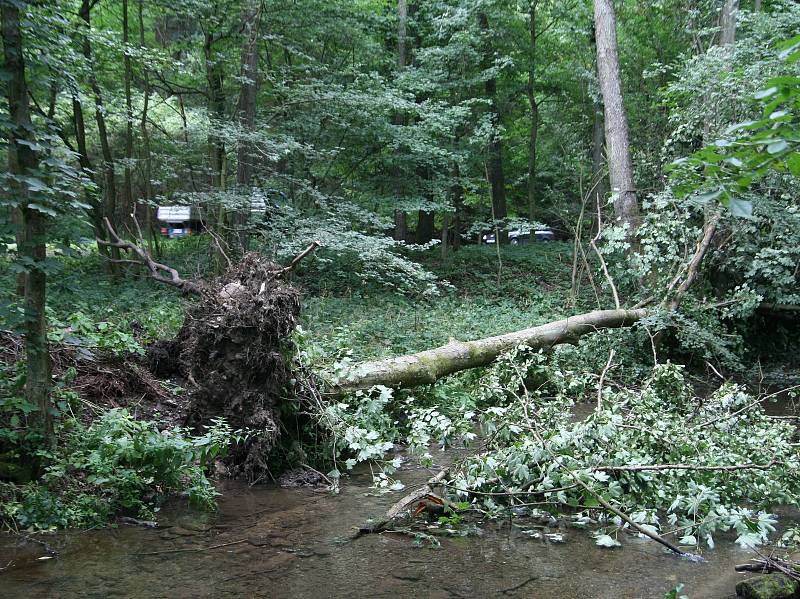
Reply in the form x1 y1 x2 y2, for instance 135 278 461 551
157 205 203 238
482 228 555 244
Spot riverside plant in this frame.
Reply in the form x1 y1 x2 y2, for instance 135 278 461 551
315 342 800 550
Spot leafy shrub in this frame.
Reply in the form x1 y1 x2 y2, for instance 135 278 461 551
0 410 242 530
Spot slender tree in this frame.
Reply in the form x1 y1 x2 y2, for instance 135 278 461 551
479 12 508 243
393 0 408 242
526 0 540 223
720 0 739 46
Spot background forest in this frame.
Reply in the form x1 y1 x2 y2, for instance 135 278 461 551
1 0 800 578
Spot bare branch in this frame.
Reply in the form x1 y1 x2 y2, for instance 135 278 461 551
96 217 205 295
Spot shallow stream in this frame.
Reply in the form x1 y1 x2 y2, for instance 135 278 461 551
1 453 783 599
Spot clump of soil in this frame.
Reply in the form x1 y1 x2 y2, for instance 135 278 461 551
150 253 301 482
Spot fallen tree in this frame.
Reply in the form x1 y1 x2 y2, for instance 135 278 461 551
332 308 648 392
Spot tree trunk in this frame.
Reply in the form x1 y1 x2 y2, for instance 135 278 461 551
79 0 121 272
441 212 450 260
720 0 739 46
479 12 508 244
527 1 539 223
205 30 226 188
416 210 434 244
234 1 261 252
334 309 647 391
2 0 53 444
753 0 761 12
393 0 408 242
593 0 639 235
394 211 407 242
122 0 134 224
138 0 159 255
451 163 463 251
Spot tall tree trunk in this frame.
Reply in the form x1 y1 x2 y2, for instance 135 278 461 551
138 0 159 254
753 0 761 11
451 163 463 252
122 0 134 224
393 0 408 242
205 31 226 189
527 1 539 223
441 212 450 260
234 1 261 252
79 0 121 271
479 12 508 243
2 0 53 444
720 0 739 46
593 0 639 235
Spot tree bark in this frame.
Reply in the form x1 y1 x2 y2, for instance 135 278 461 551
138 0 159 254
205 27 226 188
593 0 639 235
2 0 53 443
416 210 434 244
479 12 508 244
79 0 121 272
122 0 134 223
233 0 261 252
527 1 539 223
720 0 739 46
441 211 450 260
393 0 408 242
334 308 647 391
451 162 463 251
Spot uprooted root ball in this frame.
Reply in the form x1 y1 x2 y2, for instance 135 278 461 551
152 253 301 481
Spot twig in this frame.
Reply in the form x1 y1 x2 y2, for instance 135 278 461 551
593 460 783 473
135 539 247 556
271 241 320 278
694 384 800 430
97 218 205 295
596 349 616 412
590 193 621 309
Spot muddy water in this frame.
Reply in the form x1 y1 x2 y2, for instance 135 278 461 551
0 451 778 599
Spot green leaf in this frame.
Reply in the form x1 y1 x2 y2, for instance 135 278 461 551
767 140 789 155
753 86 778 100
693 188 723 204
728 197 753 219
787 153 800 177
